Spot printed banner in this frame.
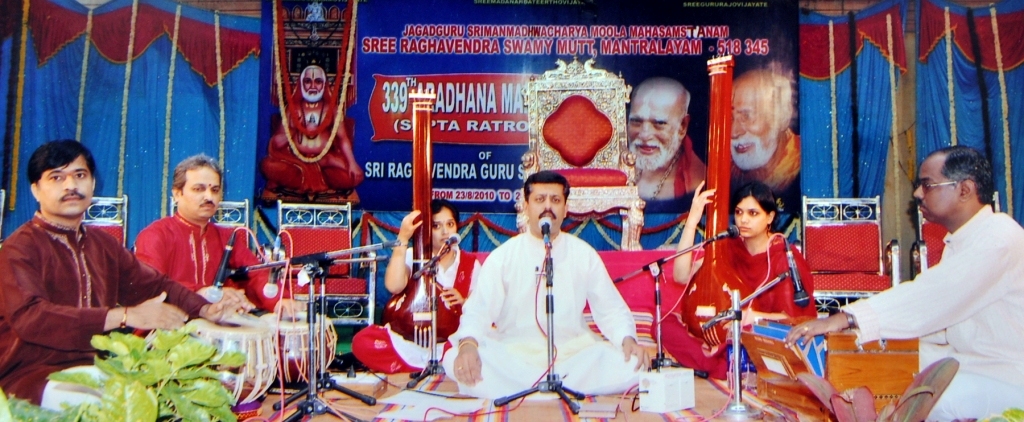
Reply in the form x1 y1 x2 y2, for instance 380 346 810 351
258 0 801 214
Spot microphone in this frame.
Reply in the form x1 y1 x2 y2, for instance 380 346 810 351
207 230 239 303
711 225 740 241
263 235 283 298
785 239 810 307
612 225 737 284
443 233 461 247
409 234 462 280
539 216 552 247
289 240 401 266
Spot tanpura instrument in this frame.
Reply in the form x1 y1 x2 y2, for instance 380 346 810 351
680 56 752 347
383 92 463 346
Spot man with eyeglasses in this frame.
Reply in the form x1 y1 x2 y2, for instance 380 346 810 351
787 146 1024 420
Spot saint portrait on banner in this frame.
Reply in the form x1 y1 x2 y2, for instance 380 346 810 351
730 65 800 212
262 63 363 203
261 1 362 204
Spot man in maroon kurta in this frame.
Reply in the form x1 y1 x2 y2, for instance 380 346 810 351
135 154 292 312
0 141 239 404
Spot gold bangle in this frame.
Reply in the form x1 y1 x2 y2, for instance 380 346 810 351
458 339 478 350
120 307 129 329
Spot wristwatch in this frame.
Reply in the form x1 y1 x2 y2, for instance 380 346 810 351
843 312 857 329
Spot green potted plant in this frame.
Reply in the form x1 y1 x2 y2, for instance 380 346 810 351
0 326 245 422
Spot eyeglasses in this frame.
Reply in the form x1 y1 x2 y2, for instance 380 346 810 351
913 180 959 193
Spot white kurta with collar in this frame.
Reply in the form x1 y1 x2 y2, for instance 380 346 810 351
844 206 1024 420
442 232 640 398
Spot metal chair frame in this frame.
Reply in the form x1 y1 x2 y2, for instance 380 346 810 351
84 195 129 247
277 200 376 327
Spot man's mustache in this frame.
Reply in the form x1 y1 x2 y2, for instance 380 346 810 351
60 192 85 201
540 210 556 219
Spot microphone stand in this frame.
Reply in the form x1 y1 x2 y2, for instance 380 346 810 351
613 235 728 373
494 238 584 413
700 271 789 421
273 257 377 421
407 243 454 389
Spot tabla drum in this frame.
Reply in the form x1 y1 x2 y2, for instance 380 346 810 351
188 319 277 405
260 313 338 383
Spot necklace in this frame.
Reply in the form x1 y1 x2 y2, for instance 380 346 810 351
639 152 680 199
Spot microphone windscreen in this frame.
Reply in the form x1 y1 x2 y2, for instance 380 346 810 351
539 216 553 231
447 233 461 245
727 225 740 238
263 282 279 299
204 287 223 303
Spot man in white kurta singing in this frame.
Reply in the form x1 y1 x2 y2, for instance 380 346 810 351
443 170 649 399
788 146 1024 421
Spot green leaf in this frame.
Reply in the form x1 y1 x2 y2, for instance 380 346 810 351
1004 408 1024 421
97 377 158 422
208 351 246 368
183 379 231 408
206 403 238 422
7 398 67 422
166 340 217 370
47 371 103 391
0 388 13 422
150 329 189 352
116 332 148 354
93 358 129 379
166 394 212 422
172 367 222 381
134 359 171 386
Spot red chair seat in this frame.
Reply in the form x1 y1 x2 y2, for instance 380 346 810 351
813 272 892 292
555 168 628 187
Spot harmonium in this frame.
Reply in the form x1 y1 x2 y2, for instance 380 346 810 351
741 321 918 420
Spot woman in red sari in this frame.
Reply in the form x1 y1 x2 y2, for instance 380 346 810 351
662 180 816 378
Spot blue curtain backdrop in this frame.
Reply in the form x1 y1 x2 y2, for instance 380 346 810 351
916 0 1024 221
799 0 907 199
3 0 259 244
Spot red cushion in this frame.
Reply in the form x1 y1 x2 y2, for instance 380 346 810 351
542 95 613 167
281 227 351 276
813 272 892 292
804 224 880 273
86 223 124 245
921 221 947 268
555 168 628 187
293 277 366 295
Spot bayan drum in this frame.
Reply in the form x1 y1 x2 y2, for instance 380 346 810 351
189 319 277 405
260 313 338 383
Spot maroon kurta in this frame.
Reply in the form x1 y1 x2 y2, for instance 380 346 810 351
0 215 210 403
135 215 281 311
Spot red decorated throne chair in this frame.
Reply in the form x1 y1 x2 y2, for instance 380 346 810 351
516 57 645 250
277 201 377 326
84 195 129 247
801 196 901 313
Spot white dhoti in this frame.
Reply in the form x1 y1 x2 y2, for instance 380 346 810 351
927 371 1024 421
442 334 640 399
